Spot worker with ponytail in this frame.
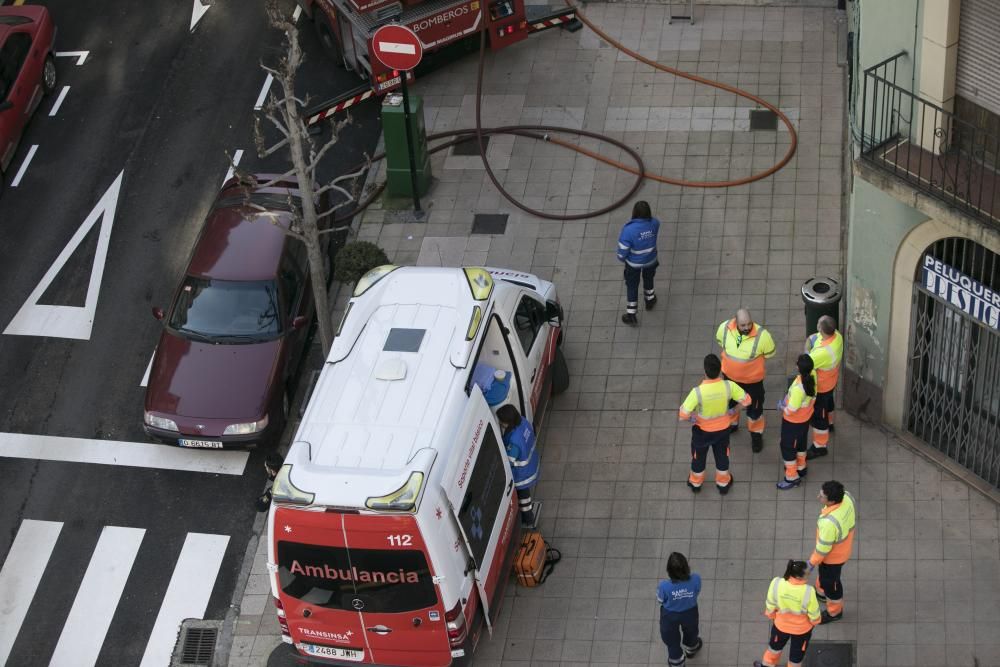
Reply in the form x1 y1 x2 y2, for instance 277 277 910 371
775 354 818 490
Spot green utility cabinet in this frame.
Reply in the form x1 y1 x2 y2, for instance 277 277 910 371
382 93 432 198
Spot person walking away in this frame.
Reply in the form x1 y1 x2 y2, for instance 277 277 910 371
776 355 818 490
656 552 703 666
616 200 660 325
679 353 751 495
805 315 843 459
715 308 776 452
808 480 856 624
496 404 540 526
753 560 821 667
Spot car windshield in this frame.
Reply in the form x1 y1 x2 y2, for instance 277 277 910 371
169 276 282 341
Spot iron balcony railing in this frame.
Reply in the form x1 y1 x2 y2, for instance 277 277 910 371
860 52 1000 228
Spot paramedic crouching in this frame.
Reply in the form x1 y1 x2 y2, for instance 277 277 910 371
497 405 540 527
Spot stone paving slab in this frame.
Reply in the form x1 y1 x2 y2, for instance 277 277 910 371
228 4 1000 666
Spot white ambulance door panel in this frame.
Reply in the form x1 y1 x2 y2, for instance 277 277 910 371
444 413 513 636
509 292 551 421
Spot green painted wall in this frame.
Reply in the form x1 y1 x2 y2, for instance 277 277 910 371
845 179 929 385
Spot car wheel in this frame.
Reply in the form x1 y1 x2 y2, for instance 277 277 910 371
314 13 346 69
42 55 57 95
551 347 570 395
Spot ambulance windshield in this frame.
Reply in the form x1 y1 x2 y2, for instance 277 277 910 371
277 542 437 613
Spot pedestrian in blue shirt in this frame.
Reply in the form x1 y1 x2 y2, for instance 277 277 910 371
656 552 703 666
497 404 540 526
617 200 661 325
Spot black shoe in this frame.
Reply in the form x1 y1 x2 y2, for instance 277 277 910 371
806 445 828 460
682 638 703 658
828 423 836 433
797 467 808 477
729 424 739 434
687 480 702 493
751 432 763 452
644 295 657 310
820 610 842 624
621 312 637 325
718 476 732 495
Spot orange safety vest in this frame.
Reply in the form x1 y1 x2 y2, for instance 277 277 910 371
765 576 821 635
716 319 775 384
807 330 844 394
780 373 817 424
679 378 750 432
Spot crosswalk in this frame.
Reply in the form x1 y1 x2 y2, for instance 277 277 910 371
0 519 231 667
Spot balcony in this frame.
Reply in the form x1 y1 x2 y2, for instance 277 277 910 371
859 52 1000 228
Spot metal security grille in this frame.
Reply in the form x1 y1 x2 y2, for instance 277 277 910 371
171 620 221 667
906 237 1000 487
955 0 1000 117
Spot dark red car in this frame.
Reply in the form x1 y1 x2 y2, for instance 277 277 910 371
144 176 320 449
0 5 56 185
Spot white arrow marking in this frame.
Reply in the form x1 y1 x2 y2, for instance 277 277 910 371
48 85 70 116
190 0 211 31
10 145 37 187
254 74 273 111
4 171 124 340
379 42 417 55
54 51 88 66
223 149 244 186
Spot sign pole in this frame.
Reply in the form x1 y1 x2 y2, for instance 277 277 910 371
399 73 422 213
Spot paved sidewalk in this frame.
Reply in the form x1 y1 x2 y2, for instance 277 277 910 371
227 4 1000 666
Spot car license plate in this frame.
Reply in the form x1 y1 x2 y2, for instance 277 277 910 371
302 643 363 661
179 439 223 449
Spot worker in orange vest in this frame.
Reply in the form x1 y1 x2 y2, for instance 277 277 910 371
805 315 844 459
679 354 751 495
808 480 857 624
776 355 817 490
715 309 776 453
753 560 822 667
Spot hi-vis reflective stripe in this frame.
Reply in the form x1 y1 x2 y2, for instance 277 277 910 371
767 577 780 606
694 382 732 419
722 323 765 362
307 89 377 125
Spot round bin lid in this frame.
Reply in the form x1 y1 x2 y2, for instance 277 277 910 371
801 276 841 303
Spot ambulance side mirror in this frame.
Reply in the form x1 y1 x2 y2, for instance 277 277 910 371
545 301 563 327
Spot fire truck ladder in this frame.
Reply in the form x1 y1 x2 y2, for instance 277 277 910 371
304 6 580 126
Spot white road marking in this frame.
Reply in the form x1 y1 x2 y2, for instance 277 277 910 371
10 144 37 187
0 432 249 475
223 149 244 186
140 349 155 387
254 73 274 110
0 520 63 665
379 42 417 55
4 171 123 340
292 4 302 21
54 51 88 66
49 527 146 667
49 85 70 116
190 0 211 31
139 533 229 667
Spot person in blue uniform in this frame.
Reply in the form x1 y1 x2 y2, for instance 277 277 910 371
656 552 703 666
616 200 661 325
497 404 540 526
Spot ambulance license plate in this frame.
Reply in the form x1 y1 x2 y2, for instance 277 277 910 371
179 439 223 449
302 644 363 661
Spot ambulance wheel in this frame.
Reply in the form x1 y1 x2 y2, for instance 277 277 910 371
551 348 569 395
314 13 345 68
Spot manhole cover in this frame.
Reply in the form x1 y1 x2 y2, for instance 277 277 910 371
803 641 854 667
453 135 489 155
472 213 508 235
749 109 778 131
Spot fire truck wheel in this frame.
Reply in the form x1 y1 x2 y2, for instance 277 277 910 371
314 14 345 68
551 348 569 395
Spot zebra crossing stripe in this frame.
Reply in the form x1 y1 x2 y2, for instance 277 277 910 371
49 526 146 667
0 520 62 665
139 533 230 667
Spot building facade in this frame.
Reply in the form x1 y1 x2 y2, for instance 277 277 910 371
845 0 1000 487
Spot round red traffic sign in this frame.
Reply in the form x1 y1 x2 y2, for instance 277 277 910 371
371 24 423 71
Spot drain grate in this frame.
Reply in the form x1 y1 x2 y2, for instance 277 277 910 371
453 135 490 155
172 620 221 666
749 108 778 131
803 641 854 667
472 213 508 235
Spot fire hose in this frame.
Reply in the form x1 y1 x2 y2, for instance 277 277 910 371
333 0 798 223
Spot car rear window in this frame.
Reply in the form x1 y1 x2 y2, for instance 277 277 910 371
277 541 437 613
169 277 282 340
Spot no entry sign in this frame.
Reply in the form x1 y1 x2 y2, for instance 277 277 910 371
372 24 423 71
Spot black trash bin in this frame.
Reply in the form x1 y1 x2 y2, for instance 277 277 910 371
801 276 842 336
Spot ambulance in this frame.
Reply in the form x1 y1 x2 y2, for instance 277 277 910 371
266 265 568 666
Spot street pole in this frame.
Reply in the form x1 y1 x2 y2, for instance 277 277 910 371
399 73 422 213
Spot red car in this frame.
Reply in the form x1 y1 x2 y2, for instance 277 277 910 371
0 5 56 185
144 176 320 449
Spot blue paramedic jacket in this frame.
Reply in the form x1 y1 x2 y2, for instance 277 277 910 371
617 217 660 268
502 417 540 490
657 573 701 613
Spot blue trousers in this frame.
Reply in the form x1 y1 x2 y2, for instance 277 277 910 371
659 605 699 665
623 261 658 309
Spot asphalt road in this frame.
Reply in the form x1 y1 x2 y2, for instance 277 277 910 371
0 0 380 664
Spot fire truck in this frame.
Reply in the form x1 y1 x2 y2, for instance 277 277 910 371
295 0 579 123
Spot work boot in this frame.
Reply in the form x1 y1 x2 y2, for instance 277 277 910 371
718 476 733 495
687 480 702 494
621 312 638 325
806 445 828 460
820 610 842 624
644 295 657 310
776 477 801 490
797 467 808 478
683 638 703 658
751 432 763 452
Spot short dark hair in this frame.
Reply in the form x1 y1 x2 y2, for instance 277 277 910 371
632 200 652 219
704 354 722 379
783 559 809 580
821 480 845 503
496 404 521 427
667 552 691 582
